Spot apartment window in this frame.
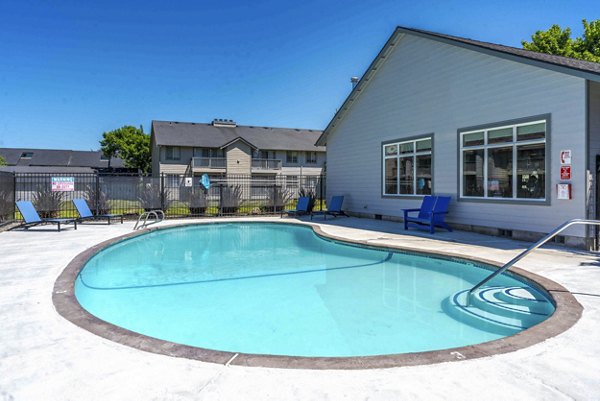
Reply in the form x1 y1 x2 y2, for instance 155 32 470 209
194 148 223 158
254 150 275 159
166 174 180 187
165 146 181 161
460 119 546 200
286 151 298 164
305 151 317 164
383 137 432 196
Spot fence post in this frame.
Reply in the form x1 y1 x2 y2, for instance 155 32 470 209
218 184 223 216
13 172 17 219
160 173 165 212
319 174 324 211
95 173 100 215
273 183 277 213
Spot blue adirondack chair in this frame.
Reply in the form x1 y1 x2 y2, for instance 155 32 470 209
402 196 452 234
282 196 310 217
14 200 77 232
73 199 123 224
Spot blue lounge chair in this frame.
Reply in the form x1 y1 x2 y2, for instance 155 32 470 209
402 196 452 234
312 195 347 220
14 200 77 232
282 196 310 217
73 198 123 224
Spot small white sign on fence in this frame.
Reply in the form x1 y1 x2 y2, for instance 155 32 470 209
51 177 75 192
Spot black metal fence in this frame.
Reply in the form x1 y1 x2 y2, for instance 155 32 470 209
0 172 326 222
0 172 15 223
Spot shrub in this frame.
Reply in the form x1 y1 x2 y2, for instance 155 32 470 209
138 183 171 211
188 188 207 215
0 189 13 221
220 185 244 215
32 190 64 218
265 186 293 213
84 184 110 215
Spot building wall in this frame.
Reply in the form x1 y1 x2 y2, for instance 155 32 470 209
225 142 252 175
157 146 193 175
588 81 600 221
151 136 160 177
326 34 588 241
156 145 326 176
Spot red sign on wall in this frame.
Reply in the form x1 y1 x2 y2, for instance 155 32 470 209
560 166 571 180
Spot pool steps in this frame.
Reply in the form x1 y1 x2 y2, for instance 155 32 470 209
444 286 553 336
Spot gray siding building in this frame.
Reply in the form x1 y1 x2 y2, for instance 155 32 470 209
151 119 325 179
317 27 600 248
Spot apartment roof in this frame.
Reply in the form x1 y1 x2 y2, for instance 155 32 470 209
0 148 125 168
0 166 98 174
152 121 325 152
316 26 600 146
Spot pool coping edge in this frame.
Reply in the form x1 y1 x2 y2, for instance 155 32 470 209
52 219 583 370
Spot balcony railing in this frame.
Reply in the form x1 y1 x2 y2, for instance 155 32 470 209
251 158 282 170
191 157 226 169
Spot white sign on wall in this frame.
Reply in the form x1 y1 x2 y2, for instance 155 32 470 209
184 177 193 187
560 150 572 165
557 183 572 200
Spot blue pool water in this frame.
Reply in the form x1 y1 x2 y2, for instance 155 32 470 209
75 223 555 357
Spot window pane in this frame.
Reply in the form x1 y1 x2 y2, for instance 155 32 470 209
517 143 545 199
517 123 545 141
416 138 432 152
463 132 484 147
384 158 398 194
399 157 414 194
416 154 431 195
385 144 398 156
399 142 414 154
463 149 484 196
488 127 513 144
488 147 513 197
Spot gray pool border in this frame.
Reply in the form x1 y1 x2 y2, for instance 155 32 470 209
52 220 583 370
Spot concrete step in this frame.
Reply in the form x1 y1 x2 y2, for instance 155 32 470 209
443 287 554 336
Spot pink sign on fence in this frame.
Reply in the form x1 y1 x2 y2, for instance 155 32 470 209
51 177 75 192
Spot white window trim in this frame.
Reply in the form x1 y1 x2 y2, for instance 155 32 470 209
382 136 432 197
459 119 546 202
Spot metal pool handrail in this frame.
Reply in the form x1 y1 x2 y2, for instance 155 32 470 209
468 219 600 296
133 210 165 230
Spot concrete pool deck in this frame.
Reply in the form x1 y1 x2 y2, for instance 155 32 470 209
1 217 599 400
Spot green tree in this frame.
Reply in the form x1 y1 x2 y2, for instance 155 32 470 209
522 19 600 63
100 125 151 173
0 156 6 166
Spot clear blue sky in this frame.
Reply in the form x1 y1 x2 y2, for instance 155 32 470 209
0 0 598 150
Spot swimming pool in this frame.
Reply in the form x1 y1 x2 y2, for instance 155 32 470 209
74 222 555 358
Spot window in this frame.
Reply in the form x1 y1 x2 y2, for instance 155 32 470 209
20 152 33 159
194 148 223 158
253 150 275 159
286 151 298 164
460 120 546 201
166 174 180 187
383 137 432 196
305 151 317 164
165 146 181 161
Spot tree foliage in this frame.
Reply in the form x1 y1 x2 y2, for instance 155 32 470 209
522 19 600 63
0 156 6 166
100 125 151 173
